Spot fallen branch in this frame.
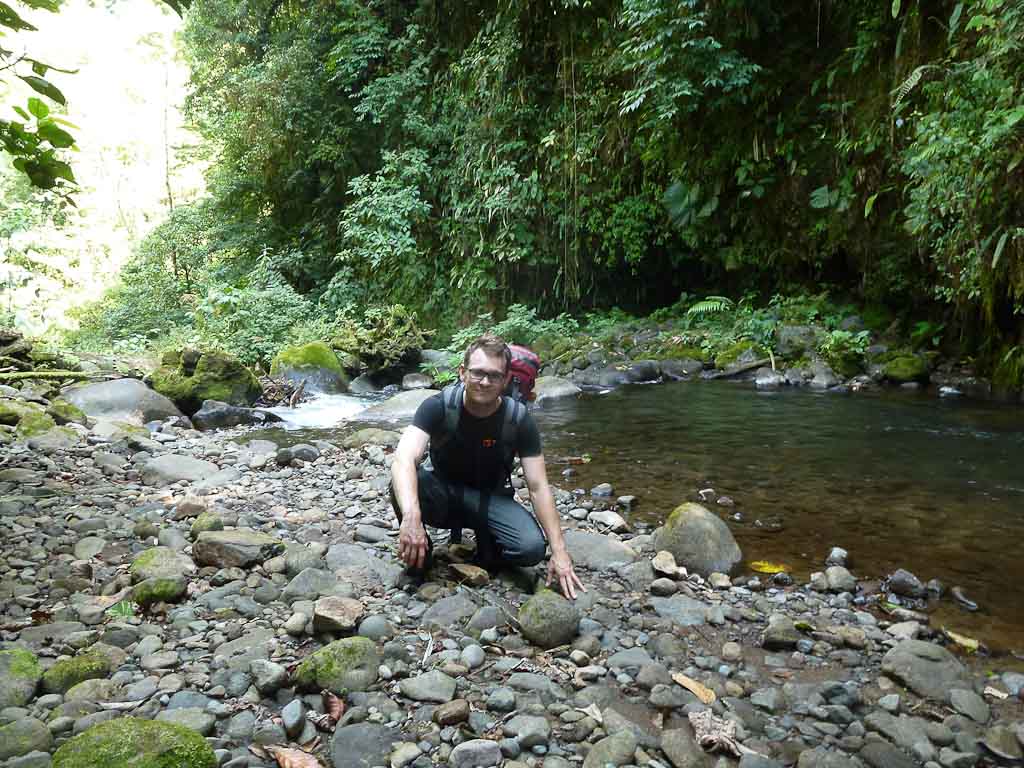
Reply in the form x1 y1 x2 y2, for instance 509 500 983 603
0 370 111 383
704 358 771 380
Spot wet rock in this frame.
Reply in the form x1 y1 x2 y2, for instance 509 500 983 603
131 576 187 608
41 651 111 695
448 739 502 768
62 378 186 426
882 640 967 700
294 637 380 694
652 502 742 576
518 589 580 648
888 569 925 598
754 368 786 389
192 529 284 568
533 377 582 404
0 649 43 709
191 401 281 430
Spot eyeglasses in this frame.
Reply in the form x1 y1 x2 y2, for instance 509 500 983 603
466 368 505 384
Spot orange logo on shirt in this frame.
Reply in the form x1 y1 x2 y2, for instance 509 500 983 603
482 439 496 448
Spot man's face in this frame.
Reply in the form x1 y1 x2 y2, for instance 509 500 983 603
460 349 508 405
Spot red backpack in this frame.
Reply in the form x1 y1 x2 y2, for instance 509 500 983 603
505 344 540 403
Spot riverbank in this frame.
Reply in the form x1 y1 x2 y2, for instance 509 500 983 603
2 391 1023 767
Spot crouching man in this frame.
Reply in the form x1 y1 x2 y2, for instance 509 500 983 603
390 333 585 598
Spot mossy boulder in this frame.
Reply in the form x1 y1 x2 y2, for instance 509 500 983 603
293 636 379 694
0 716 52 761
53 716 217 768
47 398 88 425
0 399 57 438
652 502 743 576
0 647 43 708
132 576 188 608
271 341 349 393
714 340 768 369
518 588 580 649
883 354 928 383
190 511 224 539
41 651 112 694
130 547 196 583
150 348 261 416
649 343 709 363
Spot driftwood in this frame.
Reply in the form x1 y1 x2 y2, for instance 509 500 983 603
0 370 110 383
703 358 771 380
288 379 306 408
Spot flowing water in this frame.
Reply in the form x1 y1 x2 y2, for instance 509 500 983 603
259 382 1024 653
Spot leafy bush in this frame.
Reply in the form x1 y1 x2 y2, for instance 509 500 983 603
330 304 429 372
818 329 871 376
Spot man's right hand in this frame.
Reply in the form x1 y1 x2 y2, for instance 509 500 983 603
397 517 429 569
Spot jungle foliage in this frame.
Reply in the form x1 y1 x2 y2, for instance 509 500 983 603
67 0 1024 373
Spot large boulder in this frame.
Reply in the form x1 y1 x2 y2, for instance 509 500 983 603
361 389 438 420
652 503 742 576
0 399 56 438
533 376 582 404
191 400 282 431
193 530 284 568
562 530 639 570
0 648 43 708
62 378 186 426
293 637 379 694
518 588 580 649
150 348 261 415
0 717 52 761
881 639 967 700
129 547 196 582
271 342 349 393
52 717 217 768
883 355 928 383
776 325 821 358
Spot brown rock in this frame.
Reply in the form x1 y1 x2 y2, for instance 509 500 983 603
433 699 470 726
313 597 365 633
449 563 489 586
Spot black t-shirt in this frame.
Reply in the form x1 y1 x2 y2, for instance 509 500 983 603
412 393 542 489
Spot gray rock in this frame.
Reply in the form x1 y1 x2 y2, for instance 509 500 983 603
979 724 1023 761
325 543 403 590
754 368 787 389
295 637 380 694
282 700 305 739
282 567 339 602
141 454 220 485
487 687 516 712
0 717 52 761
0 649 42 709
796 748 861 768
250 660 288 695
650 595 710 627
859 741 916 768
449 739 502 768
361 389 439 420
518 589 580 649
661 726 713 768
825 566 856 592
948 688 989 724
738 756 784 768
422 593 479 629
533 377 582 404
864 710 933 754
400 670 457 703
1001 671 1024 696
888 569 925 598
652 503 742 576
776 325 820 357
129 547 197 583
193 529 284 568
330 723 399 768
809 361 841 389
155 707 216 735
504 714 550 748
313 596 365 633
762 614 801 650
562 530 639 570
63 378 185 425
881 640 967 700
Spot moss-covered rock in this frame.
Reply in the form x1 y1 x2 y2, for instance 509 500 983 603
132 576 188 608
47 398 88 425
41 651 112 695
150 348 261 415
713 340 768 369
883 355 928 383
271 341 349 393
130 547 196 583
0 647 43 708
190 511 224 539
53 716 217 768
518 588 580 649
0 399 57 438
0 716 52 761
293 636 379 694
653 502 743 576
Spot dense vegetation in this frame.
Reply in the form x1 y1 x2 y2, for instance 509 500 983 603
26 0 1024 387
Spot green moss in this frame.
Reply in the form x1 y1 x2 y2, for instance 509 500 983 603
883 355 928 383
190 511 223 539
271 341 343 375
132 577 186 608
52 716 217 768
714 340 768 369
151 348 261 414
15 409 56 438
41 652 111 694
517 588 580 648
47 398 87 425
3 648 42 679
294 636 377 693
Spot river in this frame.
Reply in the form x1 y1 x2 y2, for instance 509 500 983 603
259 381 1024 654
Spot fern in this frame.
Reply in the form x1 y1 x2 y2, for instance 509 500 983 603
892 65 936 110
687 296 734 317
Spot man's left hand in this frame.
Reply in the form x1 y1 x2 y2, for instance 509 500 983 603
546 548 585 599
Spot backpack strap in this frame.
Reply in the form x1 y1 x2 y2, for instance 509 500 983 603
498 395 525 485
433 382 464 452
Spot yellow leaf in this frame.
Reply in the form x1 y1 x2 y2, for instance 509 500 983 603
749 561 787 574
671 672 716 705
943 628 979 653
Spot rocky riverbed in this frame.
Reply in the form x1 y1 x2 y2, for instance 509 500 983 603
2 386 1024 768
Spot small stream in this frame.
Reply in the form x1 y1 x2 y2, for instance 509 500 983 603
257 382 1024 653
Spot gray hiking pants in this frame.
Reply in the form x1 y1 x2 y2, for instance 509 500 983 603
392 467 546 567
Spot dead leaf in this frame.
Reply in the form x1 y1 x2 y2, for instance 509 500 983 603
322 690 345 722
575 703 603 724
265 745 324 768
943 627 979 653
672 672 716 705
984 686 1009 700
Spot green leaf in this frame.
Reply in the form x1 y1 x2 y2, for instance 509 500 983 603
992 232 1008 270
948 3 964 40
12 106 30 121
18 75 66 105
0 1 37 31
891 0 901 18
27 97 49 120
37 122 75 148
864 192 879 219
31 61 49 76
810 185 833 209
1005 106 1024 129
